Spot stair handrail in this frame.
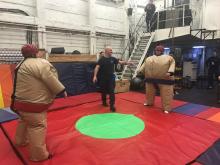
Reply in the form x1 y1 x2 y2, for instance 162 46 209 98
120 11 158 61
120 12 145 60
133 33 155 78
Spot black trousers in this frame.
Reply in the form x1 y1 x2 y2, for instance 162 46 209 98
208 69 219 87
146 15 154 32
99 77 116 107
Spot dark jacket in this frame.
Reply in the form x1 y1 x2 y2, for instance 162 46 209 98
145 3 156 17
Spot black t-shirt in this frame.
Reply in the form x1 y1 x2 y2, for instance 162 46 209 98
97 56 119 79
145 4 156 17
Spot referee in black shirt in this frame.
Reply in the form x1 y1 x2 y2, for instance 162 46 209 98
93 47 132 112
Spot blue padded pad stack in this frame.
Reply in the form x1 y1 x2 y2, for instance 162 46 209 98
196 139 220 165
0 109 18 123
53 63 97 96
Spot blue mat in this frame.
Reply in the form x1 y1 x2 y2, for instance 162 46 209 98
0 109 18 123
197 139 220 165
173 103 210 116
53 63 97 96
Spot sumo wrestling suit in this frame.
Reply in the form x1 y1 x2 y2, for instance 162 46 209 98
139 46 175 113
11 44 65 161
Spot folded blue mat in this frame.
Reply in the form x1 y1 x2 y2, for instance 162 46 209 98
0 108 18 123
173 103 210 116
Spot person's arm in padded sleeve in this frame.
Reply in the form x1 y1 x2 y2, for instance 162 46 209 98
39 62 66 97
166 56 176 77
138 59 146 76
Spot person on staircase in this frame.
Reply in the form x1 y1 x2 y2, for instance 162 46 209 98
138 45 175 114
93 46 132 112
145 0 156 32
11 44 67 162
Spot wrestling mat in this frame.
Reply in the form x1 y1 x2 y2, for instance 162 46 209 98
1 92 220 165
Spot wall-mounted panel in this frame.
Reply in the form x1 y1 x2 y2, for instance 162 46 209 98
46 30 90 54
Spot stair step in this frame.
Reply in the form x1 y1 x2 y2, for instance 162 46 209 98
116 72 122 75
140 37 151 40
138 45 147 48
139 41 149 44
123 73 133 77
133 52 142 54
131 58 141 61
139 43 147 45
125 67 137 71
135 48 145 51
131 56 142 59
131 55 142 58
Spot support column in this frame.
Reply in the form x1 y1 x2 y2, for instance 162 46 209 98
36 0 47 50
89 0 96 55
124 0 130 60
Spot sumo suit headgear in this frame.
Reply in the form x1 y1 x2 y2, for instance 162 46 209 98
21 44 38 58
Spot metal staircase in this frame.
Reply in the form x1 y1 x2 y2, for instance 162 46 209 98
117 12 155 80
122 33 154 80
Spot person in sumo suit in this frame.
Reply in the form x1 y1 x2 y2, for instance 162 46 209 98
11 44 67 161
138 45 175 114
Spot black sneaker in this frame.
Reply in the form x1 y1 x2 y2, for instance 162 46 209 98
102 102 109 107
48 154 53 159
110 106 116 112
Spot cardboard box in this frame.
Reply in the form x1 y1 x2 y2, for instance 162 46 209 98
115 79 130 93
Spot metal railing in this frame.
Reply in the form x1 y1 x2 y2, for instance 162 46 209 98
120 12 156 61
119 3 202 60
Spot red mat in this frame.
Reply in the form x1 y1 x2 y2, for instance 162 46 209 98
0 126 23 165
1 92 220 165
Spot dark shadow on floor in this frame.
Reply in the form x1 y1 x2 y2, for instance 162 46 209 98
132 85 220 108
174 86 220 108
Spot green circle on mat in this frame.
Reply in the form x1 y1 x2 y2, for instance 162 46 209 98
75 113 145 139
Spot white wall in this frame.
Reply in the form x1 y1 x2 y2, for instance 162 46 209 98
202 0 220 31
153 26 191 41
45 0 89 29
0 0 129 54
0 0 36 16
96 3 126 34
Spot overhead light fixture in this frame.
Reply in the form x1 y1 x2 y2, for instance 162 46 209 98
193 46 205 49
164 47 170 50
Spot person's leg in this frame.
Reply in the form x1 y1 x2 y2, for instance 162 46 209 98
145 83 156 106
146 17 150 32
148 15 154 32
19 111 49 161
100 79 108 106
210 71 214 88
15 117 28 146
159 84 174 113
214 70 219 87
109 78 116 112
208 70 214 88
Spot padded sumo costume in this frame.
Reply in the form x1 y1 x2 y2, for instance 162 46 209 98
139 46 175 113
11 44 65 161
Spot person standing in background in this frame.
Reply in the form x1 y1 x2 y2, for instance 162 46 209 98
37 48 47 59
206 50 220 89
145 0 156 32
